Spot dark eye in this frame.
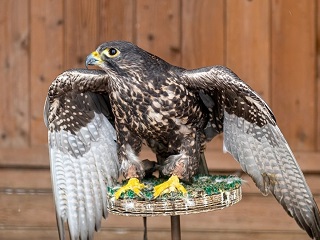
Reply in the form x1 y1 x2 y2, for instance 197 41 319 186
103 48 120 58
109 48 117 56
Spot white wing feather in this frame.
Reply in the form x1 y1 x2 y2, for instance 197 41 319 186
49 112 118 240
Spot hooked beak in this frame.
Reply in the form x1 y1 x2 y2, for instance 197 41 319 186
85 51 102 69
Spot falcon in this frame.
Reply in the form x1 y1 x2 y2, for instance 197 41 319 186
44 41 320 239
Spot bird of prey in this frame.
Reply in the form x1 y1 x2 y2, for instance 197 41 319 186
44 40 320 240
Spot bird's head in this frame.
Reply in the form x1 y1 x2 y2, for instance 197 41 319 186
86 41 173 78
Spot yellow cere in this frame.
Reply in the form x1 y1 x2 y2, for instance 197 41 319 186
92 51 100 57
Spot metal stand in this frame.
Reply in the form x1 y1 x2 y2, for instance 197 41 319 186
143 217 148 240
171 215 181 240
143 215 181 240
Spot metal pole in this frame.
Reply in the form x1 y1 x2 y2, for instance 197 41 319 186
143 217 148 240
171 215 181 240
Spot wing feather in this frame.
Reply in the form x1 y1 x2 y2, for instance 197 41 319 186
181 66 320 239
45 70 119 240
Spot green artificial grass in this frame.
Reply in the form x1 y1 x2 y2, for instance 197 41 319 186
108 175 242 201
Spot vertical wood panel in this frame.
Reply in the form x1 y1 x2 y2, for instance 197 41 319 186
0 0 30 148
64 0 100 69
226 0 270 102
136 0 181 66
30 0 64 146
99 0 135 43
181 0 225 152
271 0 316 151
181 0 225 69
0 1 320 238
317 0 320 151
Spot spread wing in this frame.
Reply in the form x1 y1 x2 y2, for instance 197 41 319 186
44 69 119 240
181 66 320 239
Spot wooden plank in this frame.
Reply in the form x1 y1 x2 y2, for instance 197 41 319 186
179 197 320 233
206 149 320 173
0 0 30 148
240 173 320 195
0 169 51 189
0 192 318 234
318 76 320 150
64 0 100 69
180 0 226 151
0 145 320 172
317 0 320 151
0 228 62 240
0 193 56 228
30 0 64 146
0 146 49 167
141 147 320 172
271 0 316 151
226 0 270 102
0 167 319 195
181 0 225 69
99 0 135 43
0 228 310 240
136 0 181 66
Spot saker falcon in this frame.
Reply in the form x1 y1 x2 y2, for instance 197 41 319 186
44 41 320 239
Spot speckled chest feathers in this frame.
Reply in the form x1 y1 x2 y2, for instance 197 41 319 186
109 70 206 146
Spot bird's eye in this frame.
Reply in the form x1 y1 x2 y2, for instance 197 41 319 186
102 48 120 58
109 48 117 56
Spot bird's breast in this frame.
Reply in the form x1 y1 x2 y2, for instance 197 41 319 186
110 80 204 140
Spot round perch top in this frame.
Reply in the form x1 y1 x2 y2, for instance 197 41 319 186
107 175 242 217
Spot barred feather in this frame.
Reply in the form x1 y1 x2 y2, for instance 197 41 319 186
45 70 119 240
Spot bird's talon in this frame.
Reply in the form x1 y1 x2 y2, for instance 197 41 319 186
153 175 187 198
115 178 145 199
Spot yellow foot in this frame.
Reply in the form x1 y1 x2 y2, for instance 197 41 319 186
115 178 145 199
153 175 187 198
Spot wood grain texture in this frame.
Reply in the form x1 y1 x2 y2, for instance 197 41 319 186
0 169 51 189
181 0 225 69
0 146 49 166
271 0 316 151
141 147 320 172
0 193 318 234
64 0 100 69
30 0 64 146
136 0 181 65
99 0 135 43
0 0 30 148
226 0 270 102
0 228 311 240
0 169 319 196
181 0 225 150
1 145 320 173
317 0 320 151
0 172 318 239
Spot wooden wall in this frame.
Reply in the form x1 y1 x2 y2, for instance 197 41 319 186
0 0 319 239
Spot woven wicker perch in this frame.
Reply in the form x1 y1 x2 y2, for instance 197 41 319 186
107 175 242 217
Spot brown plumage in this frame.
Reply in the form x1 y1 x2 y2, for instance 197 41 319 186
44 41 320 239
44 69 119 240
